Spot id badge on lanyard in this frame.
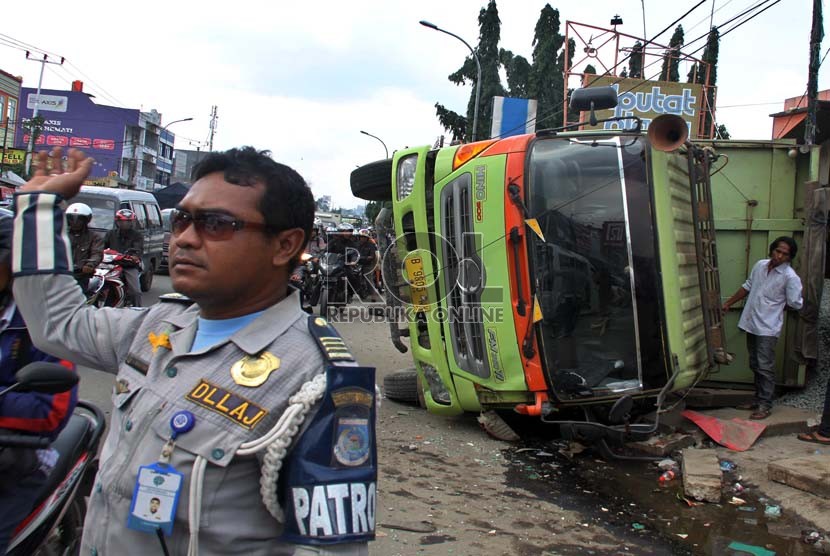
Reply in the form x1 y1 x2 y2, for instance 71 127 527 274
126 410 195 536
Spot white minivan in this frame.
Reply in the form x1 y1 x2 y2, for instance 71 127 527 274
71 186 164 292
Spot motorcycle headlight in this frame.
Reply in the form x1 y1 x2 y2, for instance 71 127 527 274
396 154 418 200
87 276 102 292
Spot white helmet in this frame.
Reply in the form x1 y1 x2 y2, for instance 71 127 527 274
66 203 93 218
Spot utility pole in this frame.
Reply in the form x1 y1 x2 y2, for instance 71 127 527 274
805 0 823 148
23 52 65 175
208 105 218 152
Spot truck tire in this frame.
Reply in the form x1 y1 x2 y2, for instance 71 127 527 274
383 368 419 404
351 159 393 201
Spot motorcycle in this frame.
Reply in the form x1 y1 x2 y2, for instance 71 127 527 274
3 362 106 556
85 248 142 308
318 249 361 316
290 253 322 314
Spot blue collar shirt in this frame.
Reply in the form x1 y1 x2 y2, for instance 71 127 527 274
738 259 803 338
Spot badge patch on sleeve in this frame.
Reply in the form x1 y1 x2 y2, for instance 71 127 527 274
186 379 268 430
331 388 373 468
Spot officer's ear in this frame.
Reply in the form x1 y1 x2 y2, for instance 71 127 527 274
270 228 306 268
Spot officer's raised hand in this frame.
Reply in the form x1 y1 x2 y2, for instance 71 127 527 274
21 148 94 198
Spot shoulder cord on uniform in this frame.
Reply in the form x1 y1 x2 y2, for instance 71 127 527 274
184 373 328 556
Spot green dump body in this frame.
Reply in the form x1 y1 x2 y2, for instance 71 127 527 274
704 139 820 388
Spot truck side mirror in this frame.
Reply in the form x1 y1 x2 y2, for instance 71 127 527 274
570 86 618 127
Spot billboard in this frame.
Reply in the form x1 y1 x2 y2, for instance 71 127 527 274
582 76 707 139
15 88 139 177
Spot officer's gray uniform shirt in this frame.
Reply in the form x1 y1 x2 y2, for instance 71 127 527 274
12 192 367 555
738 258 803 338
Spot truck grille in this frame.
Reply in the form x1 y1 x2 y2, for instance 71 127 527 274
440 176 489 379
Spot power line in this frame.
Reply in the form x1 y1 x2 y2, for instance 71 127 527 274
496 0 712 136
496 0 780 139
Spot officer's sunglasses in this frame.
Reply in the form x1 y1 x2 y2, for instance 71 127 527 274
170 209 267 241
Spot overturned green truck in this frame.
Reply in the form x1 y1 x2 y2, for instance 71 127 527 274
350 88 827 443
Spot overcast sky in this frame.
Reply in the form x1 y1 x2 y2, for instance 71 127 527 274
1 0 822 207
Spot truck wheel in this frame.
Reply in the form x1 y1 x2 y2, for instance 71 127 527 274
383 368 419 404
350 159 393 201
140 263 154 292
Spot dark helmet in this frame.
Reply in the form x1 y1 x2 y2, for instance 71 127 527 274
115 209 137 222
0 208 12 265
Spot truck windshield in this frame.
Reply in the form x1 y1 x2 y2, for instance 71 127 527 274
527 136 665 399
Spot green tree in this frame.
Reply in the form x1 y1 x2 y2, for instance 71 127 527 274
557 38 576 124
364 201 382 225
716 124 730 139
529 5 566 129
435 0 506 142
499 49 531 97
660 25 684 82
695 27 720 137
628 41 643 78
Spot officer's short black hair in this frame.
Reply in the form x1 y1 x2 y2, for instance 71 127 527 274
192 147 315 249
769 236 798 260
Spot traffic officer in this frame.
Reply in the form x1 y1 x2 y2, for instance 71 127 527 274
12 147 376 555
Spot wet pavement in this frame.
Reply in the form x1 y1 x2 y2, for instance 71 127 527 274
507 441 826 555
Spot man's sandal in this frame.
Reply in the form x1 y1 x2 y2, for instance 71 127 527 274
749 408 771 420
797 431 830 445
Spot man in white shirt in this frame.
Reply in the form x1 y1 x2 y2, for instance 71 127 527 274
722 237 803 420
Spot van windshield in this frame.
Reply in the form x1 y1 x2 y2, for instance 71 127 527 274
72 195 116 230
526 136 665 399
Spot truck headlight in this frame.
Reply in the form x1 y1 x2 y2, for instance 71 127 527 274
420 363 451 405
396 154 418 200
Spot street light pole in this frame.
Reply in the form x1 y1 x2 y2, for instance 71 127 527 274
419 20 481 142
158 117 192 187
359 130 388 158
23 52 65 176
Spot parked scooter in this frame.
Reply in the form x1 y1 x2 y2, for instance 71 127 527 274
85 248 142 308
3 362 106 556
290 253 322 314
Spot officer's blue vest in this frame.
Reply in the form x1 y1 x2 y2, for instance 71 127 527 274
278 317 377 545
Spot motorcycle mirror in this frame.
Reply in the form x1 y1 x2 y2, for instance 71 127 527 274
14 362 79 394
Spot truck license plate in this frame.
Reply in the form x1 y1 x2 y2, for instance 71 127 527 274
404 256 429 312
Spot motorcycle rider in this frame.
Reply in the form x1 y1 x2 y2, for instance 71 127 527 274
307 222 327 257
104 208 144 306
355 229 380 301
0 208 78 554
66 202 104 292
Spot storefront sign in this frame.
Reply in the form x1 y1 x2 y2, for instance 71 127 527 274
1 148 26 166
